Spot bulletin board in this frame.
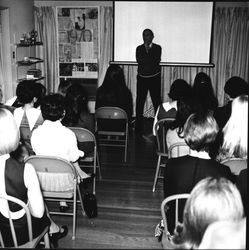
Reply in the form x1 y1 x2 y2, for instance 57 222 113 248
57 7 99 79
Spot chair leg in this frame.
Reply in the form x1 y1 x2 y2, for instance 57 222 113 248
77 184 85 216
124 134 128 162
43 232 50 248
72 185 77 240
153 155 161 192
97 152 102 180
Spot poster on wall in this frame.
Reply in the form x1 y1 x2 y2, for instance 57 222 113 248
57 7 99 78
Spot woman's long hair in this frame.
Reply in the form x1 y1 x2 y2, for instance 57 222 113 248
221 95 248 159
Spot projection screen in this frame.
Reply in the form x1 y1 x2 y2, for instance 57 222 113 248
113 1 214 65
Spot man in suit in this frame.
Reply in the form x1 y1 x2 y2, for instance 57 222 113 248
135 29 162 137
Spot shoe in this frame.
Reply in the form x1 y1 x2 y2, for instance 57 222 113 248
59 205 69 213
50 225 68 248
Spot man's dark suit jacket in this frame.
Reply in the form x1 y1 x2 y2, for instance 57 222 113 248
163 155 236 234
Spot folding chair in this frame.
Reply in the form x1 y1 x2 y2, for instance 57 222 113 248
24 155 84 240
69 127 102 194
95 107 129 162
221 158 247 175
168 142 191 159
152 118 175 192
0 194 50 248
161 194 190 241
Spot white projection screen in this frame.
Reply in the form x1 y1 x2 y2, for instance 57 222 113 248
114 1 214 65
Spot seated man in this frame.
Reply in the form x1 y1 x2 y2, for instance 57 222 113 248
31 93 90 211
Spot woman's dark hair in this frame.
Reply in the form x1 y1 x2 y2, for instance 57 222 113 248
63 84 89 126
192 72 218 112
16 80 36 105
41 94 65 121
170 99 194 137
101 64 126 91
168 79 192 101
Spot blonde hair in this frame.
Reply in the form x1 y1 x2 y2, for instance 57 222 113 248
0 108 19 155
221 95 248 159
174 177 244 249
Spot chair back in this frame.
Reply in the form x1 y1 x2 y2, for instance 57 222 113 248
25 155 77 175
95 107 128 120
0 194 33 247
161 193 190 235
221 158 247 175
155 118 175 155
95 107 129 162
168 142 191 158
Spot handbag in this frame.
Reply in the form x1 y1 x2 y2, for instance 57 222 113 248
83 192 98 218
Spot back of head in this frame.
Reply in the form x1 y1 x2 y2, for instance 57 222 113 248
178 177 244 248
16 80 36 105
224 76 248 99
192 72 217 111
198 218 246 249
184 112 219 152
102 64 126 90
168 79 192 101
0 108 19 155
41 94 65 121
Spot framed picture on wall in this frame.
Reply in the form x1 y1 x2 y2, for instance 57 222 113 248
56 6 99 80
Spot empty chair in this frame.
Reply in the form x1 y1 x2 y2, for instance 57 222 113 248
69 127 101 194
0 194 50 248
24 155 84 240
95 107 129 162
152 118 175 192
221 158 247 175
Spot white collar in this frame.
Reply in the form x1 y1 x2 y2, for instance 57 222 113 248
189 150 210 159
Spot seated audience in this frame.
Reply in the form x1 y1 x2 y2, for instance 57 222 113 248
217 95 248 163
31 94 91 211
0 108 67 248
163 112 235 235
214 76 248 129
153 79 192 135
163 177 244 249
198 218 246 249
62 84 94 133
57 79 72 97
95 64 133 126
166 98 194 157
192 72 218 113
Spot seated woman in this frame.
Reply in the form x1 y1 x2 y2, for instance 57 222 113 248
0 108 67 247
163 177 244 249
62 84 94 133
153 79 192 135
95 64 133 129
166 98 194 157
163 112 235 235
13 80 44 130
31 94 91 211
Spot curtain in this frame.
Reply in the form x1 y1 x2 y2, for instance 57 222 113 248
99 6 113 87
34 6 58 94
0 8 13 102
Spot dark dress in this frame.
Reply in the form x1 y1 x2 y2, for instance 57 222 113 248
163 155 235 234
213 101 232 129
0 156 50 247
